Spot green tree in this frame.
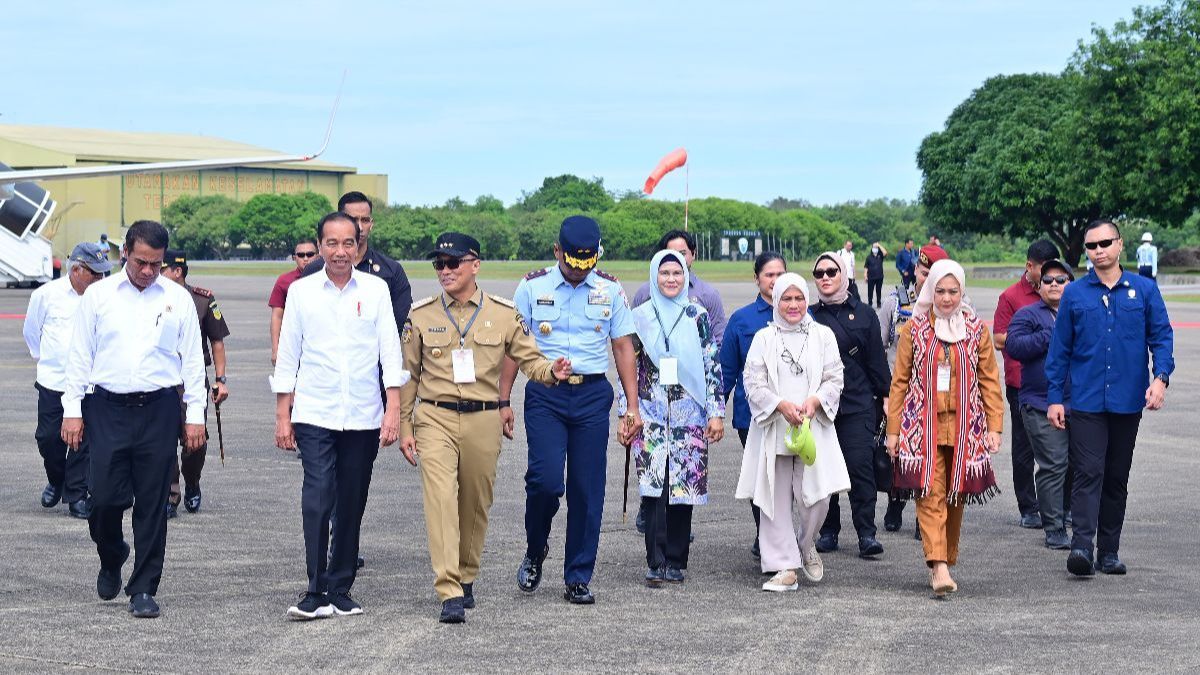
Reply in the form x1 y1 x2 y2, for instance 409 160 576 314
232 192 331 258
518 175 615 213
161 194 241 259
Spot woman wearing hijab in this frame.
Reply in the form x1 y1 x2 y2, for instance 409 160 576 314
719 251 787 559
620 249 724 587
809 252 891 559
736 273 850 592
886 259 1004 596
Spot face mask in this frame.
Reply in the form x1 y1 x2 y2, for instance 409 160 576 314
872 246 880 254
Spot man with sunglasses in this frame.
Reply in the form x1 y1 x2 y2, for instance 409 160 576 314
23 242 112 520
1046 219 1174 577
400 232 571 623
994 240 1061 530
1004 259 1076 550
269 237 318 365
504 215 640 605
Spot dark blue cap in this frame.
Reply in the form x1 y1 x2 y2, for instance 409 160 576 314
558 215 601 269
426 232 481 259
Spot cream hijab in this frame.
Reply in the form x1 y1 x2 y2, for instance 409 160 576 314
813 252 850 305
913 259 973 342
771 272 815 332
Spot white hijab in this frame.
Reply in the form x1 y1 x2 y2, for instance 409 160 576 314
913 259 973 343
771 273 815 333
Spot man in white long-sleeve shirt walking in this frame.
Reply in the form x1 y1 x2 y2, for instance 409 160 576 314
1136 232 1158 281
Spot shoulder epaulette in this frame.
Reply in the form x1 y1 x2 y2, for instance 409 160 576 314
595 269 619 282
411 295 437 311
190 286 213 298
487 293 516 308
524 267 550 281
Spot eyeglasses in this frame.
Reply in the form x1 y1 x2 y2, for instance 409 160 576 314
294 251 317 259
1041 275 1070 286
432 257 478 271
1084 238 1117 250
812 268 839 279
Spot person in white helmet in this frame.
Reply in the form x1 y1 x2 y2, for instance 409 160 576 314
1136 233 1158 281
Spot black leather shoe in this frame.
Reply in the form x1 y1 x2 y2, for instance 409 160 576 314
129 593 160 618
1067 548 1095 576
183 486 202 513
1044 529 1071 550
462 582 475 609
858 536 884 558
1098 552 1127 575
165 502 178 520
439 597 465 624
883 500 904 532
815 534 838 553
750 538 761 560
41 483 62 508
517 544 549 593
357 556 365 569
564 582 595 604
645 567 665 588
688 531 695 543
68 497 93 520
97 542 130 601
1020 512 1043 529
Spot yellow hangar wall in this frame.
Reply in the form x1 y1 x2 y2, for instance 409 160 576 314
0 127 387 258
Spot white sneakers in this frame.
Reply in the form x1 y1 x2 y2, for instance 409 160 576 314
801 546 824 583
761 570 799 592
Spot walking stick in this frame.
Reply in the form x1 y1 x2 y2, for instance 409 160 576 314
622 441 631 523
212 386 226 466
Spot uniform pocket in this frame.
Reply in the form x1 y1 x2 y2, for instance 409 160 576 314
584 304 614 322
532 304 560 322
1118 303 1146 341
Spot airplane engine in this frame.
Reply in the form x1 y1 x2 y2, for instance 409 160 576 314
0 162 58 238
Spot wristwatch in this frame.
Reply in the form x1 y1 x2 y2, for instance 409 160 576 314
214 376 228 384
499 399 511 408
1155 373 1169 388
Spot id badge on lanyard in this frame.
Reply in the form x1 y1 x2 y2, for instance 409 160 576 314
937 342 952 392
453 349 477 383
659 357 679 385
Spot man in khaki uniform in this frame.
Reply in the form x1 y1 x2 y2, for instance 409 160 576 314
399 232 571 625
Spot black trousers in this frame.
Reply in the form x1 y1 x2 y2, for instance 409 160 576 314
85 387 180 597
642 486 693 570
866 278 883 308
294 424 379 594
820 409 878 539
1006 386 1038 516
1069 411 1141 554
35 383 90 503
169 395 208 505
737 428 761 536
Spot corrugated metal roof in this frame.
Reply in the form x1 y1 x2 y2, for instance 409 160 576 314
0 124 354 172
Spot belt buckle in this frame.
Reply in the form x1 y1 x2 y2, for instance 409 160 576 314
567 374 584 385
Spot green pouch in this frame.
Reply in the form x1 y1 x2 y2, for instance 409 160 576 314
785 418 816 466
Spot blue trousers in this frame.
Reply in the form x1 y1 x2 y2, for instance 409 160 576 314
523 378 614 585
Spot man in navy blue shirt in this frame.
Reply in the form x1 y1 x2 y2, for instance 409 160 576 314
1006 258 1075 550
894 239 916 288
1045 220 1174 577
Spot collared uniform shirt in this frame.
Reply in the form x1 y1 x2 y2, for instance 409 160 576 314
631 273 727 345
512 265 635 374
23 276 81 391
62 272 206 423
398 287 557 439
304 246 413 334
1136 243 1158 277
1046 269 1174 414
994 275 1041 388
272 269 408 431
187 284 231 367
718 295 773 429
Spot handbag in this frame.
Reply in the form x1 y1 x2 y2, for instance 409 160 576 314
872 414 893 493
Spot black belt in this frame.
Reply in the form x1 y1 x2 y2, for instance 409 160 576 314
429 399 500 413
93 386 173 407
561 373 606 386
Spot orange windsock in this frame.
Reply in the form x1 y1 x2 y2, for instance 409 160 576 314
643 147 688 194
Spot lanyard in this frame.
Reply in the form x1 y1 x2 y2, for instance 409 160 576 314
652 303 687 353
441 293 484 348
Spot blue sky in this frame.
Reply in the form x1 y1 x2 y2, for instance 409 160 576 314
3 1 1142 207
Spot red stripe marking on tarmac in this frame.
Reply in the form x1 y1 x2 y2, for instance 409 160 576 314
0 314 26 319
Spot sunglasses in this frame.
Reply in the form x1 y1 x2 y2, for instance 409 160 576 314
294 251 317 258
1084 238 1117 250
812 268 839 279
432 257 478 271
1041 275 1071 286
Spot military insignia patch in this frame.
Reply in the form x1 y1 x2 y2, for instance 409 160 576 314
212 305 223 321
401 321 413 343
517 314 531 336
539 321 552 335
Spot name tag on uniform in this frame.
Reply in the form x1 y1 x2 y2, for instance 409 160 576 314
536 298 555 306
587 291 611 305
660 357 679 386
452 349 476 383
937 362 951 392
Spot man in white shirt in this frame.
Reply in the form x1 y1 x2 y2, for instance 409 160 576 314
837 240 860 300
1136 232 1158 280
273 212 409 621
23 242 111 518
61 221 207 619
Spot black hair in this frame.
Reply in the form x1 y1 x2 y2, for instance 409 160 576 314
813 253 839 271
753 251 787 276
125 220 169 252
1085 218 1121 238
316 211 360 241
337 191 372 213
293 237 318 252
905 238 914 245
1026 239 1060 264
656 229 696 254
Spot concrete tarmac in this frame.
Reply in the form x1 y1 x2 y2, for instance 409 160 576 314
0 270 1197 673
